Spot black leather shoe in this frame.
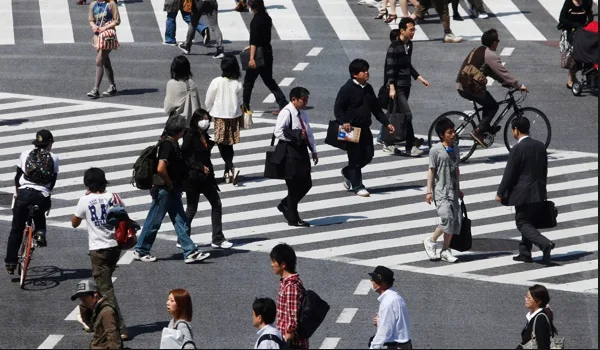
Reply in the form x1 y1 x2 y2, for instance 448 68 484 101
542 242 555 265
512 255 533 263
277 203 289 222
288 219 310 227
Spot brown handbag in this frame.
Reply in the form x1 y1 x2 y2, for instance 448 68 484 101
458 48 488 94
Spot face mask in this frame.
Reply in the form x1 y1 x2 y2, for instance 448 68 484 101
198 120 210 131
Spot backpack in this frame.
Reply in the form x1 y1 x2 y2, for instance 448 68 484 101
458 47 488 94
296 288 330 339
24 148 55 185
131 138 176 190
257 334 288 349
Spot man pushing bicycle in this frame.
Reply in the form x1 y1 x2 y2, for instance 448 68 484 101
4 130 59 275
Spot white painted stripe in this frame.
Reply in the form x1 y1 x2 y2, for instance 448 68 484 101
0 98 59 111
0 104 99 123
353 279 372 295
218 0 251 41
537 0 562 22
500 47 515 56
318 0 369 40
265 0 310 40
555 278 598 293
293 63 310 71
448 5 483 41
38 335 64 349
263 94 276 103
486 260 599 283
512 224 598 242
482 0 546 41
117 250 135 265
319 337 341 349
307 47 324 57
150 0 189 42
39 0 74 44
336 308 358 323
0 0 15 45
115 2 134 43
279 78 295 87
388 7 429 41
65 306 79 321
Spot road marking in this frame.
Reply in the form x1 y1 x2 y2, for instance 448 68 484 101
317 0 369 40
38 0 74 44
38 335 64 349
115 2 134 43
482 0 546 41
263 94 276 103
537 0 562 22
117 251 135 265
336 308 358 323
0 0 15 45
149 0 189 42
500 47 515 56
293 63 309 71
555 278 598 293
265 0 310 40
279 78 295 87
448 4 482 41
486 259 599 283
319 337 341 349
219 0 251 41
353 279 372 295
307 47 323 56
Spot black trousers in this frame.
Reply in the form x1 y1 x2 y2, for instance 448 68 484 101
242 54 288 110
281 177 312 222
515 203 553 258
217 144 235 173
342 128 375 189
386 86 416 151
457 89 500 132
5 189 51 265
185 184 226 244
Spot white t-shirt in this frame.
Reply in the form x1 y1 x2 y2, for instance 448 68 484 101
18 148 60 196
74 192 124 251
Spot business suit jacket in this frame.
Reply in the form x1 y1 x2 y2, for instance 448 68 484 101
518 309 554 350
497 137 548 206
271 128 311 179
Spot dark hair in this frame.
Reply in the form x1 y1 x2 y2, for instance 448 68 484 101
398 17 415 31
389 29 399 42
252 297 277 325
528 284 558 333
170 289 193 322
250 0 266 12
269 243 297 273
189 109 211 133
83 167 108 193
349 59 369 78
164 114 187 137
481 28 499 48
171 55 193 81
221 55 241 80
435 118 455 140
511 116 530 134
289 86 310 101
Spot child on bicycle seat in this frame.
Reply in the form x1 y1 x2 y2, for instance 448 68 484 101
4 129 59 275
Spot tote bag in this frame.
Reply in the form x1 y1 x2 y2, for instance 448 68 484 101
449 199 472 252
382 98 411 144
160 321 196 349
520 313 564 349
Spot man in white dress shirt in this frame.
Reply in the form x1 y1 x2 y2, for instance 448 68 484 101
252 297 286 349
368 266 412 349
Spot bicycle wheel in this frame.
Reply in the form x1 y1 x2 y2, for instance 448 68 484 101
18 227 33 289
428 111 477 163
503 107 552 151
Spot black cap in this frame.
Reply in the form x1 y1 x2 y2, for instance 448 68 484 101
32 129 54 147
368 266 395 285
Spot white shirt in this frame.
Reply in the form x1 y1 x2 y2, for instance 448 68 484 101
254 324 283 349
18 148 60 196
370 289 411 349
353 79 366 88
526 308 544 322
74 192 123 251
518 135 530 143
273 103 317 154
204 76 243 119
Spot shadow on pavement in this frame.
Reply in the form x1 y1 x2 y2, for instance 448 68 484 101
13 266 92 291
0 118 28 126
126 321 169 340
118 88 159 96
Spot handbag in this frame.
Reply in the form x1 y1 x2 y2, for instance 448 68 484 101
160 320 196 349
324 120 347 151
449 198 472 252
533 201 558 229
96 2 119 51
240 47 265 70
520 313 564 349
243 110 253 129
381 98 411 144
264 134 286 179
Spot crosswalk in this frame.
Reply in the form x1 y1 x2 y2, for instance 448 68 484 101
0 92 597 295
0 0 597 45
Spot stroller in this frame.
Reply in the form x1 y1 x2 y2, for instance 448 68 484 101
571 21 599 96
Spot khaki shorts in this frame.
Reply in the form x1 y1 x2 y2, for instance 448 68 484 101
436 198 461 235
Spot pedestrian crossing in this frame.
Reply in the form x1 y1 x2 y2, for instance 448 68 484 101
0 0 597 46
0 93 597 295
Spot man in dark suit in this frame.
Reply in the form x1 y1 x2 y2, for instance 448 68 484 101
496 117 555 265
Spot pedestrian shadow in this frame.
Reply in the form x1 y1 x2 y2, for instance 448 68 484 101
368 184 422 195
117 88 159 96
206 247 252 259
12 266 92 291
0 118 28 126
126 321 169 340
308 215 367 226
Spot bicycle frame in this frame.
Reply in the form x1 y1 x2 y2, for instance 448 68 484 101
464 91 523 129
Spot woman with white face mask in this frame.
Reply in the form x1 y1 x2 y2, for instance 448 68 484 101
180 110 233 250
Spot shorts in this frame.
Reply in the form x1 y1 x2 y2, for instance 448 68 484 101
436 198 461 235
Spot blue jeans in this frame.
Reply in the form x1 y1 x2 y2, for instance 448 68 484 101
165 11 207 43
135 187 197 258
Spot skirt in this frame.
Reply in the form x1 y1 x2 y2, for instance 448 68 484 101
213 117 240 145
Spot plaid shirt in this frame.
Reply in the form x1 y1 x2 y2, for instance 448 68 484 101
276 274 309 349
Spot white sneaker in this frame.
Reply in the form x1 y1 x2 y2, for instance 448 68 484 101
478 12 489 19
342 170 352 191
423 238 438 260
176 243 182 249
77 313 91 332
444 33 463 43
133 251 157 262
382 145 396 154
184 250 211 264
410 146 424 157
440 249 458 263
356 188 370 197
211 240 233 249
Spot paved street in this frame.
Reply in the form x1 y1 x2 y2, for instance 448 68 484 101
0 0 598 348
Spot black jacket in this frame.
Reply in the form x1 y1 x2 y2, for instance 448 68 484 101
272 120 312 179
334 79 389 129
497 137 547 206
518 309 555 350
385 40 420 87
558 0 593 31
181 129 218 189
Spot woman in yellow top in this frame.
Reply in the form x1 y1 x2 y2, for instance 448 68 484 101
87 0 121 99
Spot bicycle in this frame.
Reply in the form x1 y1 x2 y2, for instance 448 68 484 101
17 205 39 289
427 88 552 162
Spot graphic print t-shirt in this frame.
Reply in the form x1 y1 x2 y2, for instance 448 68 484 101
74 192 123 251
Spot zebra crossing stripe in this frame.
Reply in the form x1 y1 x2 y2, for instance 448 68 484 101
482 0 546 41
486 259 599 283
115 1 135 43
265 0 311 40
218 0 251 42
0 97 60 112
149 0 189 43
38 0 74 44
0 0 15 45
317 0 370 41
448 4 483 41
512 224 598 242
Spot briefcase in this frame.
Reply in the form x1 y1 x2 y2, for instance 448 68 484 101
533 201 558 229
264 135 285 179
449 199 472 252
240 48 265 71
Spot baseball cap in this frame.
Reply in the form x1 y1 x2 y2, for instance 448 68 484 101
71 280 97 301
368 266 395 285
32 129 54 147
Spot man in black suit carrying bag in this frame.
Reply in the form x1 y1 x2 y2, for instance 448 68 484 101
496 116 555 265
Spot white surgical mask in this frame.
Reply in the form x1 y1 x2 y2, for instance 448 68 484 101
198 120 210 131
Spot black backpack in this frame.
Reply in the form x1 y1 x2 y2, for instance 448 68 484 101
257 334 288 349
131 138 175 190
296 289 330 339
24 148 55 185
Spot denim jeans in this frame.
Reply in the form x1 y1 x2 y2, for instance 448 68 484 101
165 11 207 43
135 187 197 258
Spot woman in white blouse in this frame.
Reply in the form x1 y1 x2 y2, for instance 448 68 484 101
164 55 203 127
205 55 243 186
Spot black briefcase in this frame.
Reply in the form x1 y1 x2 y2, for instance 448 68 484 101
264 135 285 179
324 120 348 151
533 201 558 229
450 199 472 252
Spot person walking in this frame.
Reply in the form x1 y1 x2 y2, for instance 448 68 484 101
242 0 289 115
334 59 395 197
273 87 318 227
464 0 489 18
164 55 203 127
87 0 120 99
374 0 398 24
367 266 412 349
178 0 225 58
496 117 555 265
205 55 243 186
411 0 463 43
163 0 210 46
165 289 197 349
252 297 286 349
558 0 594 89
517 285 558 349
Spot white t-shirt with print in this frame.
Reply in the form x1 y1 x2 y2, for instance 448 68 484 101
18 148 60 196
74 192 124 251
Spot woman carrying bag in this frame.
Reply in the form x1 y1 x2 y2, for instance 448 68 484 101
162 289 196 349
517 284 563 350
164 55 203 127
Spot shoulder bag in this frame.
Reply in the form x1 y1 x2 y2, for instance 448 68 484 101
520 313 564 349
97 2 120 51
264 112 292 179
458 48 487 94
160 320 196 349
449 198 472 252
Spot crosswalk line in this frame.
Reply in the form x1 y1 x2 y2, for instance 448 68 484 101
449 5 483 41
482 0 546 41
0 98 60 112
218 0 251 42
150 0 189 43
0 0 15 45
265 0 310 40
552 278 598 293
0 104 99 123
511 224 599 242
485 259 599 283
39 0 74 44
536 0 562 22
317 0 370 40
115 1 134 43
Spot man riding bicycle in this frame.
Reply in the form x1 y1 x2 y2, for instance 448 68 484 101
456 28 528 147
4 130 59 275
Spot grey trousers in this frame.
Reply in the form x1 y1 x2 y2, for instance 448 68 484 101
184 0 223 50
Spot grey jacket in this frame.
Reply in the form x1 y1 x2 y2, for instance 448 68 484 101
163 0 180 13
